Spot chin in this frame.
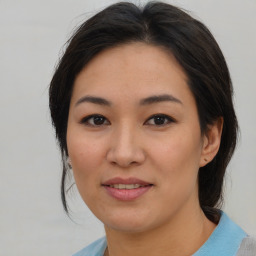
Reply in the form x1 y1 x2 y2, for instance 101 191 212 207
105 221 150 233
100 211 159 234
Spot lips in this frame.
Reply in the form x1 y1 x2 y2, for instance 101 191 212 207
108 184 146 189
102 177 153 201
103 177 152 186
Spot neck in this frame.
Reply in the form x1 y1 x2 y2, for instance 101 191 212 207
104 204 216 256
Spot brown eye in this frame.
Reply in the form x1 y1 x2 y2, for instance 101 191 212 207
145 114 175 126
80 115 110 126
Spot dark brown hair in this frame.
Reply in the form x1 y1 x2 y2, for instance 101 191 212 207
49 1 238 222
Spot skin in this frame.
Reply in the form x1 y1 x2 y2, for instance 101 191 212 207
67 42 223 256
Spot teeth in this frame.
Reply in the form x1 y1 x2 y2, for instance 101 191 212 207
109 184 143 189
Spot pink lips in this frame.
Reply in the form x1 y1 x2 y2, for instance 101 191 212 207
102 177 153 201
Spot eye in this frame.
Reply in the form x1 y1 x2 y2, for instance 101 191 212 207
80 114 110 126
145 114 175 126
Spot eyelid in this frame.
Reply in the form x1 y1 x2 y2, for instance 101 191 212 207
144 114 176 126
79 114 110 126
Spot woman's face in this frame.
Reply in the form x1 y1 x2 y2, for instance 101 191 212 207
67 42 209 233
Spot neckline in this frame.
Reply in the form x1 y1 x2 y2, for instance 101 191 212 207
192 211 246 256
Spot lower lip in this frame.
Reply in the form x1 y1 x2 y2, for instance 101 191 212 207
103 185 152 201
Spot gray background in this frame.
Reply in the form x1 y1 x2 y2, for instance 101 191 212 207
0 0 255 255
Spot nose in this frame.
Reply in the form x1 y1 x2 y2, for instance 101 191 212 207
106 124 146 168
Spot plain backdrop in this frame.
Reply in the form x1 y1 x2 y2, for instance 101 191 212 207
0 0 255 255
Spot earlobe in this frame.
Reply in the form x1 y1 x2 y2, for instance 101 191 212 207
200 117 223 167
67 156 72 169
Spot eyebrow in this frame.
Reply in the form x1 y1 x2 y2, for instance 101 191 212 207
75 95 111 107
140 94 182 105
75 94 182 107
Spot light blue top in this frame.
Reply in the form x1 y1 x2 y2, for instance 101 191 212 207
73 236 107 256
193 211 247 256
73 211 247 256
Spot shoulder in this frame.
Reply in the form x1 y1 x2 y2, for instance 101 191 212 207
72 237 107 256
193 211 247 256
236 236 256 256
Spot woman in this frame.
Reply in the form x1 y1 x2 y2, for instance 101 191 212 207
49 2 256 255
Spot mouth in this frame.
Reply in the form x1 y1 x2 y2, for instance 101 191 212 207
104 184 152 189
102 177 153 201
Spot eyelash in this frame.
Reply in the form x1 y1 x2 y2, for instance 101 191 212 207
80 114 110 126
145 114 175 126
80 114 175 127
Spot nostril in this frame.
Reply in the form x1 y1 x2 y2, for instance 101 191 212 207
106 143 146 167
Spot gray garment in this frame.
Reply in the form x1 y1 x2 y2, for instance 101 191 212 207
237 236 256 256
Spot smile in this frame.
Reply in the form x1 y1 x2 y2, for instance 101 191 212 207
107 184 148 189
102 177 153 201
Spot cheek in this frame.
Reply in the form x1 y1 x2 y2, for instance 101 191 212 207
67 133 106 205
67 130 105 181
150 129 202 186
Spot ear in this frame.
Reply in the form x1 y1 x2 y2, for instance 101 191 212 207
200 117 223 167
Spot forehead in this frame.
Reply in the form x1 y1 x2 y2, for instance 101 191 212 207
71 42 193 106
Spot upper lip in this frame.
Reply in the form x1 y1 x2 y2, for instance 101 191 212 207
102 177 152 186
